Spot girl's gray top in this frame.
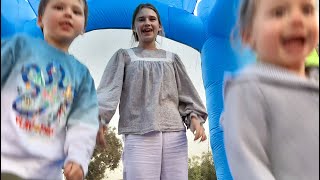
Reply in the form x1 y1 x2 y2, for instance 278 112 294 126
221 62 319 180
97 48 207 135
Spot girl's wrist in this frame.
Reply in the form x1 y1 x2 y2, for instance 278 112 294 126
99 115 108 126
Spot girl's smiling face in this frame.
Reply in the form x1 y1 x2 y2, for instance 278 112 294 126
134 7 162 48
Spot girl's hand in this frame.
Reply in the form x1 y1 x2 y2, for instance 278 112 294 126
96 123 107 147
64 162 83 180
191 117 207 142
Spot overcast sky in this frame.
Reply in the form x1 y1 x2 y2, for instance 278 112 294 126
69 29 210 179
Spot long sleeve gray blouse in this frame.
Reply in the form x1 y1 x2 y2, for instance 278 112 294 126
97 47 207 135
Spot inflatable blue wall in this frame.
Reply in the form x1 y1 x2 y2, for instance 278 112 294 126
1 0 255 179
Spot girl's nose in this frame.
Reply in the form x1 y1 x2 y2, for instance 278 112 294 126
144 18 151 25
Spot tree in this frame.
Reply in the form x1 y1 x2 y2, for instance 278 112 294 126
86 127 123 180
188 151 217 180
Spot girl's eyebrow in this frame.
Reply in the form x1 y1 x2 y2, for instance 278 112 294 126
137 15 157 19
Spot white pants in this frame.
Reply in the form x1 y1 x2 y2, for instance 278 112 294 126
123 131 188 180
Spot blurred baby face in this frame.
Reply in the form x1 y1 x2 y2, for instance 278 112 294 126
246 0 319 73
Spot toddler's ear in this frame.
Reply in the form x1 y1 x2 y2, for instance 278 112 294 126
37 16 43 28
83 27 86 34
241 31 251 45
241 30 255 49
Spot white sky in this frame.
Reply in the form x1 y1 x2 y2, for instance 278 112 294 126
69 29 211 179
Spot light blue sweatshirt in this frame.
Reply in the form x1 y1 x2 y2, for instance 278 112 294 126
1 34 99 179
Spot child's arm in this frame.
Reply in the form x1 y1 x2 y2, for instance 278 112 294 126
172 53 208 137
1 38 16 88
96 49 126 125
64 69 99 178
95 49 126 146
221 79 275 180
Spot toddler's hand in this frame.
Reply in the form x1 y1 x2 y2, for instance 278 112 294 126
191 117 207 142
64 161 84 180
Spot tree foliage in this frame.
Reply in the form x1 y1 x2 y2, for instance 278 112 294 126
86 127 123 180
188 151 217 180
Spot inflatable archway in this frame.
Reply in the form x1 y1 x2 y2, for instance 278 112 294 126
1 0 255 179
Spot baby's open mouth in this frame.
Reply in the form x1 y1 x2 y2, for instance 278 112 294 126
282 36 306 46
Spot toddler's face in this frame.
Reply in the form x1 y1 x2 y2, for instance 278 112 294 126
246 0 318 73
38 0 85 49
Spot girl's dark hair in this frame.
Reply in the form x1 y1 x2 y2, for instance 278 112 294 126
131 3 164 42
38 0 88 31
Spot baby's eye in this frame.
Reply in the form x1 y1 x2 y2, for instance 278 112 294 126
272 6 286 17
302 4 314 16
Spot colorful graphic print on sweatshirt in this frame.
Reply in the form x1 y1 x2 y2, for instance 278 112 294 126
12 62 73 137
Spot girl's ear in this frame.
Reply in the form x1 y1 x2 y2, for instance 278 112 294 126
158 25 162 34
132 25 136 33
